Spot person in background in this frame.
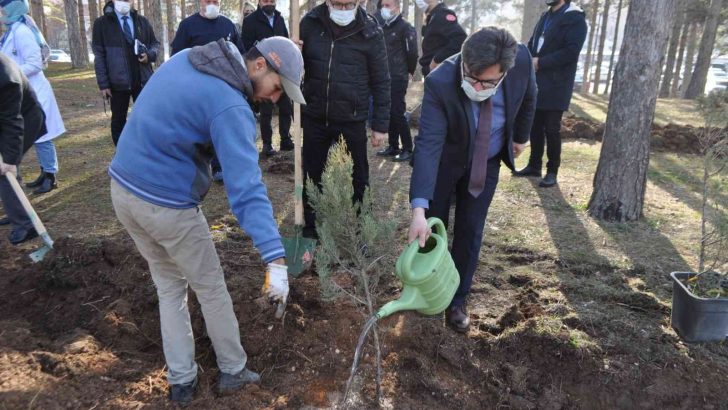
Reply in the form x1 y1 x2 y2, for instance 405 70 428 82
415 0 466 77
0 0 65 195
241 0 293 156
171 0 245 182
92 0 160 147
514 0 586 188
0 53 45 243
375 0 418 162
408 27 536 333
242 1 255 19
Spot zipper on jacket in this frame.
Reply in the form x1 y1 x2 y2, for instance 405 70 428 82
324 29 361 127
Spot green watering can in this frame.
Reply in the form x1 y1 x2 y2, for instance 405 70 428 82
376 217 460 319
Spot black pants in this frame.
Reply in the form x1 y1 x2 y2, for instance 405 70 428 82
427 157 501 308
528 109 564 174
302 116 369 234
260 94 293 147
388 80 412 152
110 87 142 146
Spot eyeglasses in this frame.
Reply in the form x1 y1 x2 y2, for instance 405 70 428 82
462 64 506 89
328 0 357 10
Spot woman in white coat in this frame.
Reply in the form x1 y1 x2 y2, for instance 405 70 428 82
0 0 65 195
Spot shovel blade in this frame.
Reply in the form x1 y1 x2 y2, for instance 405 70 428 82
29 245 52 263
282 234 316 277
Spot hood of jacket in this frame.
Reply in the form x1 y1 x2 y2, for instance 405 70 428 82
188 39 254 99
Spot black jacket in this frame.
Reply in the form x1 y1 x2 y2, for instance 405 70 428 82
300 4 390 132
410 47 537 202
527 3 587 111
419 3 466 77
0 53 45 165
375 12 418 83
241 7 289 51
92 2 160 91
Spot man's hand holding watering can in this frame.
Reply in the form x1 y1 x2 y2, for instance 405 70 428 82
408 207 432 248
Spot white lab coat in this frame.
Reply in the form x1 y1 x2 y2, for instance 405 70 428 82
0 22 65 143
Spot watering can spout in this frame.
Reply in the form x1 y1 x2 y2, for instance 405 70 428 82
376 287 427 319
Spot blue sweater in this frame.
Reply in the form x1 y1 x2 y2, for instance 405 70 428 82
109 50 285 263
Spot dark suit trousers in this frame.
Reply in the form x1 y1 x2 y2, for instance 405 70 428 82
260 94 293 147
302 116 369 234
388 80 413 152
426 156 502 308
528 109 564 174
110 87 142 146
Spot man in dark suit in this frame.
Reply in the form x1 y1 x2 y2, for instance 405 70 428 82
408 27 536 332
241 0 293 156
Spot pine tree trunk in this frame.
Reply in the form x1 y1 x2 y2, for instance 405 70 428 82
582 0 600 93
587 0 677 222
684 0 724 99
520 0 541 43
658 3 684 97
413 4 423 81
78 0 90 60
99 0 104 16
469 0 477 34
603 0 622 95
592 0 611 94
402 0 409 20
88 0 98 20
180 0 186 18
681 22 699 98
671 15 689 97
149 0 164 62
30 0 47 37
64 0 89 67
166 0 176 48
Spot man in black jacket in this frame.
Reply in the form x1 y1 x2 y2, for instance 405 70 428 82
92 0 160 146
299 0 390 239
416 0 466 77
514 0 586 187
0 53 45 244
242 0 293 156
374 0 418 162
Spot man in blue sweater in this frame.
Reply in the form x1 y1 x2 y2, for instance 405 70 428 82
109 37 305 405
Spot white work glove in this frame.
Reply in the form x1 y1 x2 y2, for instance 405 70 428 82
262 263 289 318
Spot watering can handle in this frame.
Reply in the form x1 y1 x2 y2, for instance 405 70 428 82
400 217 446 283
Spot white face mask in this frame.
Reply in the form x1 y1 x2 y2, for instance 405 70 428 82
461 63 506 102
380 7 398 21
114 1 131 15
329 6 356 26
415 0 429 11
204 4 220 19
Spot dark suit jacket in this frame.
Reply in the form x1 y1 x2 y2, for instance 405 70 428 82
410 45 537 203
241 8 289 51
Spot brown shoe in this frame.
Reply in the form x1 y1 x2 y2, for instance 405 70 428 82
446 305 470 333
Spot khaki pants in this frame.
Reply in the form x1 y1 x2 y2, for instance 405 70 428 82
111 179 246 385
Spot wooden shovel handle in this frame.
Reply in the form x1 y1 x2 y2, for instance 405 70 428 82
291 0 304 226
0 153 49 239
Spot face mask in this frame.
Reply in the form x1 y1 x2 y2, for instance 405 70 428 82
415 0 429 11
204 4 220 19
328 6 356 26
113 0 131 15
380 7 397 21
262 5 275 15
461 64 506 102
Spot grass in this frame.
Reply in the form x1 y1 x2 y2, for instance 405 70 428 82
570 92 701 127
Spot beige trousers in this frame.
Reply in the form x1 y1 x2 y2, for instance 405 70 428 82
111 179 246 385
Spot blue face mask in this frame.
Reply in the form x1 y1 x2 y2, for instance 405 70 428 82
0 0 29 26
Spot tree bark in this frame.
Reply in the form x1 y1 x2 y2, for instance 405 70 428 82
671 15 690 97
180 0 186 18
681 22 699 98
520 0 541 43
166 0 176 48
64 0 89 67
413 3 423 81
603 0 622 95
402 0 409 20
582 0 600 93
148 0 164 62
77 0 90 60
592 0 611 94
587 0 677 222
658 3 684 97
684 0 724 99
29 0 46 36
470 0 476 34
88 0 98 20
99 0 104 16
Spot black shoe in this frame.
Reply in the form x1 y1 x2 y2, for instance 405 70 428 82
262 144 276 157
169 377 198 407
280 138 294 151
0 217 9 226
392 150 412 162
539 173 557 188
376 146 400 157
25 168 45 188
9 227 38 245
513 165 542 178
446 305 470 333
33 173 56 195
217 368 261 396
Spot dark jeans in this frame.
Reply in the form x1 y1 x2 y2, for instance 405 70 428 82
110 87 142 146
302 115 369 234
388 81 413 152
0 166 32 233
528 109 564 175
260 94 293 147
427 157 501 308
